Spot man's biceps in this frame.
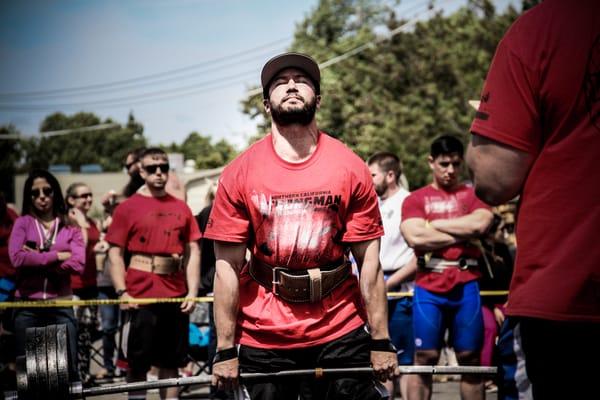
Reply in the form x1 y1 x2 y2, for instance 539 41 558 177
401 218 425 231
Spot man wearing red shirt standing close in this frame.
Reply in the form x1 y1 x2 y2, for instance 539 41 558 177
467 1 600 398
401 136 492 400
106 147 201 400
205 52 398 400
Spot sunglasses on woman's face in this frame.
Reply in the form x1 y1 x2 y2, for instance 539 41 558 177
31 187 53 198
143 163 170 174
73 192 93 199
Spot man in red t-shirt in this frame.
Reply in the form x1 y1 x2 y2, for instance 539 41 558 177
401 136 492 400
205 52 398 400
467 1 600 398
106 147 201 400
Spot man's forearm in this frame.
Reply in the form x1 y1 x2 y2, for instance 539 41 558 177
354 240 389 340
361 262 389 339
108 246 127 291
185 242 200 296
430 210 493 239
401 224 461 252
385 255 417 291
213 261 240 350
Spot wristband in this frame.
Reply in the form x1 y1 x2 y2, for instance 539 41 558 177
116 289 127 297
213 347 238 364
370 338 397 353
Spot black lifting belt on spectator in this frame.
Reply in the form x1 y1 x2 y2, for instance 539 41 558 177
249 257 352 303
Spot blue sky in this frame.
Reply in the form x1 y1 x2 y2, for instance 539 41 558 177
0 0 518 149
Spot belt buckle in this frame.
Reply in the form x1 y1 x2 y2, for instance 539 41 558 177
272 267 284 295
458 258 469 270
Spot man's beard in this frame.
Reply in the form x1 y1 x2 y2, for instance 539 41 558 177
374 181 388 197
270 96 317 126
123 171 145 198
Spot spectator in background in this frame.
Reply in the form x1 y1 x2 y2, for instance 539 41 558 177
0 192 19 391
94 228 120 380
476 212 514 394
8 170 85 380
122 148 146 199
106 148 201 400
0 192 18 303
367 152 417 400
65 182 101 386
401 136 493 400
467 1 600 398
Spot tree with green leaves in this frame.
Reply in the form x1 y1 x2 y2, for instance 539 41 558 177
21 111 147 172
161 132 237 169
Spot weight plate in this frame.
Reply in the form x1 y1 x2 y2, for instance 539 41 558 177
55 323 71 399
34 327 49 400
25 327 41 400
45 324 60 397
15 356 29 400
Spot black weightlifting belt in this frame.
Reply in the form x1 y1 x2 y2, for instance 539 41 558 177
248 257 352 303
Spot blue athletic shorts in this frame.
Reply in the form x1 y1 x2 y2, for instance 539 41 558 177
413 280 483 352
388 297 414 365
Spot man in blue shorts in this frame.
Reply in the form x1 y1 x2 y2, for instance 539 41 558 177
368 152 417 400
400 136 493 400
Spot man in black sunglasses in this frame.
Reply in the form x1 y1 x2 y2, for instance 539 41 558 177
106 147 201 400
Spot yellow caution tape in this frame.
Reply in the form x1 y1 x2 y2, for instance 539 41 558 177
387 290 508 298
0 296 213 309
0 291 509 309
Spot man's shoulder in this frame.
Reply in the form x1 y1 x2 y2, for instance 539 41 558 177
406 185 431 199
455 184 477 197
320 133 363 162
222 135 269 175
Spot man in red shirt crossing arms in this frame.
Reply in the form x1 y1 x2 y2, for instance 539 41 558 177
205 52 399 400
106 147 201 400
401 136 493 400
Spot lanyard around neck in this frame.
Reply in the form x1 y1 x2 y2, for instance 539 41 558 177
35 217 59 251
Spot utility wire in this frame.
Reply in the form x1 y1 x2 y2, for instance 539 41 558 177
0 123 120 139
0 37 289 98
0 69 257 110
0 48 285 100
0 0 454 111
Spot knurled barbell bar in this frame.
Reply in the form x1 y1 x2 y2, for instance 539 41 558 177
4 324 498 400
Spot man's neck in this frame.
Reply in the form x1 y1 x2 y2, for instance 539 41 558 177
271 121 319 163
139 184 167 198
431 180 460 192
380 184 400 202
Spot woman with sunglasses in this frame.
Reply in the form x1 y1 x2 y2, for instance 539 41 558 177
65 182 100 385
8 169 85 379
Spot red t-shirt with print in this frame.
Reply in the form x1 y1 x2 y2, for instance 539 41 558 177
204 132 383 349
106 193 201 298
402 184 490 293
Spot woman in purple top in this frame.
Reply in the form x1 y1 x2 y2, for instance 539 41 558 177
8 169 85 379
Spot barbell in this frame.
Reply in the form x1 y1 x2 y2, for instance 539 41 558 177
4 324 498 400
